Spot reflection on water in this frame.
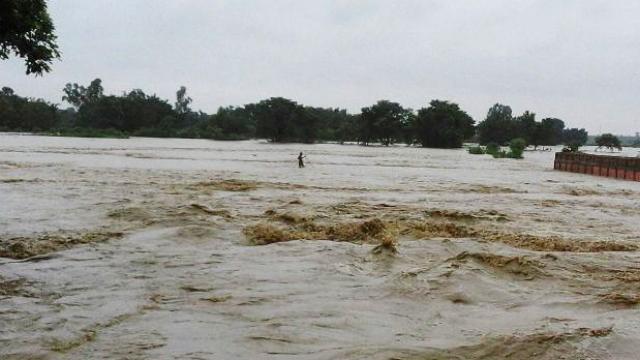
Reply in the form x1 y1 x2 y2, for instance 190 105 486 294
1 134 640 359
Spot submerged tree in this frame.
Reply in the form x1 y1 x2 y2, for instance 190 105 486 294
0 0 60 75
595 133 622 151
414 100 474 148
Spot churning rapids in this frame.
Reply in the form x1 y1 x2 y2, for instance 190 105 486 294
1 134 639 359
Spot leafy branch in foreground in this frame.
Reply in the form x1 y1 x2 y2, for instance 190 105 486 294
0 0 61 75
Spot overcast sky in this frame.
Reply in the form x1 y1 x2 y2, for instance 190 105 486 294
2 0 639 134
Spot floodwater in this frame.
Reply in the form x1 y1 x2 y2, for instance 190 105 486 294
1 133 639 359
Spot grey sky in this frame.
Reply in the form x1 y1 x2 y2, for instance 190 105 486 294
2 0 639 134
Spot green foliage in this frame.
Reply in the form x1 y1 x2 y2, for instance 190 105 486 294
4 84 355 143
488 138 526 159
596 133 640 147
538 118 565 146
562 128 588 147
65 81 175 134
414 100 475 148
1 87 14 96
562 143 581 152
490 150 508 158
334 114 359 144
62 84 84 109
133 116 179 137
514 111 536 145
0 87 58 131
561 128 588 152
508 138 526 159
469 139 525 159
485 142 500 155
477 104 514 145
477 104 571 148
203 106 255 140
306 107 355 143
50 127 128 138
248 97 312 143
174 86 192 116
76 95 124 130
62 79 104 109
0 0 60 75
359 100 412 146
595 133 622 151
120 90 175 131
467 146 485 154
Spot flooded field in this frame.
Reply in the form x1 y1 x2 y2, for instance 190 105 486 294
1 134 639 359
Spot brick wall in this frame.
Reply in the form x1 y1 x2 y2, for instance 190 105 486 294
554 152 640 181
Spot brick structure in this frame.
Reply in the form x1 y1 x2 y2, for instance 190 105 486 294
554 152 640 181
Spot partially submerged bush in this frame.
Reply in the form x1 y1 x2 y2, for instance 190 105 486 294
491 150 508 159
483 138 526 159
468 141 525 159
485 142 500 155
562 143 581 152
508 138 526 159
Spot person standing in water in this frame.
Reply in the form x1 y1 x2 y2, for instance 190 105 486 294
298 152 306 168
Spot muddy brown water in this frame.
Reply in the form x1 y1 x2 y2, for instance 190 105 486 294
1 134 640 359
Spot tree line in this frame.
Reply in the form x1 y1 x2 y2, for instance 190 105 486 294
477 104 588 148
1 78 592 149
